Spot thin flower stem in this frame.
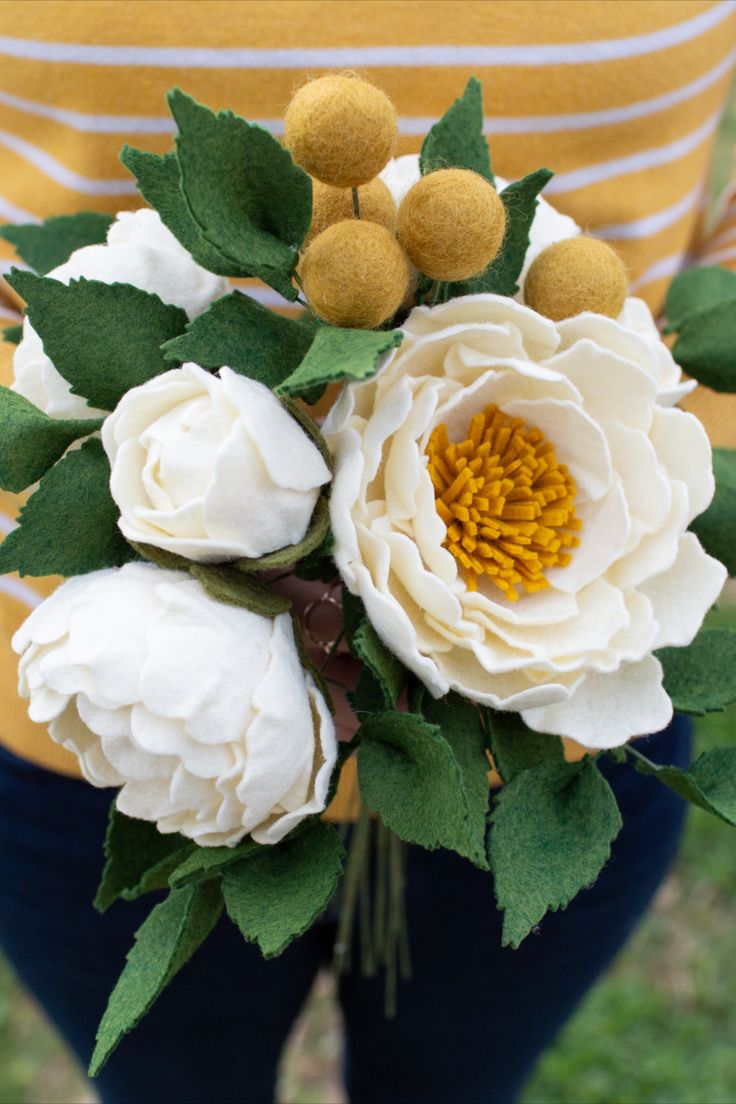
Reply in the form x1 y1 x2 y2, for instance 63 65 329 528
352 187 361 218
625 744 660 772
320 630 346 672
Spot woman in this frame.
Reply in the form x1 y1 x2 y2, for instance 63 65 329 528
0 3 735 1101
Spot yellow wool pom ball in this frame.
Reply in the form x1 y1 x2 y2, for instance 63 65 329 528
284 73 397 188
301 220 409 329
397 168 506 282
524 237 628 321
304 178 397 246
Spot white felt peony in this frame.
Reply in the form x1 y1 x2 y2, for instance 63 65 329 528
102 363 331 563
325 293 726 748
13 562 337 846
11 209 229 420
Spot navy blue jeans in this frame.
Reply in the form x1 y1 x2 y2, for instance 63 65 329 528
0 718 690 1104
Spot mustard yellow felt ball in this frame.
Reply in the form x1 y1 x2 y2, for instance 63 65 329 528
397 168 506 282
284 73 397 188
524 237 628 321
304 177 397 246
301 220 409 329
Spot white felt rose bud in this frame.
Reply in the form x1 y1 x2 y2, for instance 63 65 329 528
11 209 229 420
13 563 337 846
102 363 332 563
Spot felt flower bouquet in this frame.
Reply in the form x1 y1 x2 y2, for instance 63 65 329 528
1 73 735 1075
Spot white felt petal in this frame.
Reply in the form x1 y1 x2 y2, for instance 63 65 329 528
521 655 673 748
642 533 727 648
543 341 656 430
648 406 715 521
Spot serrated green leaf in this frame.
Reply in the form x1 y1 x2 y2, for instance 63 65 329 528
692 449 736 575
120 146 234 276
487 709 564 782
222 819 344 957
450 168 554 299
347 666 388 716
89 882 222 1076
488 758 622 947
277 326 403 399
161 291 315 387
94 805 194 913
358 711 489 867
342 589 367 650
236 495 331 574
657 629 736 715
293 526 335 583
629 744 736 827
664 265 736 333
419 77 493 183
7 271 188 411
352 620 405 707
189 563 291 616
419 693 491 869
169 838 261 888
0 386 102 492
671 299 736 393
169 89 311 300
0 212 113 274
0 438 136 577
2 324 22 345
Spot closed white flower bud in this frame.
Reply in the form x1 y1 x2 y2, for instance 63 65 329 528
102 363 331 563
13 562 337 846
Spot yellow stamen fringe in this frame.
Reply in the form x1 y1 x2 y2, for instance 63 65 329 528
425 404 581 600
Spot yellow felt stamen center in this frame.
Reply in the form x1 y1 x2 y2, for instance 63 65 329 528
425 404 582 600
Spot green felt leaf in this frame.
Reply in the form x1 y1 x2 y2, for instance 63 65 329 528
161 291 315 388
94 805 194 913
671 299 736 393
0 212 113 275
629 745 736 827
169 838 261 888
0 386 103 492
276 326 403 399
0 438 136 577
453 168 554 298
488 758 622 947
419 76 493 183
169 89 311 300
351 620 405 708
7 271 188 411
89 882 222 1076
657 629 736 715
691 449 736 575
419 693 491 869
2 324 22 345
120 146 234 276
236 495 331 574
189 563 291 616
341 588 367 651
293 526 336 583
222 819 344 957
487 709 564 783
358 711 489 868
664 266 736 333
347 666 388 716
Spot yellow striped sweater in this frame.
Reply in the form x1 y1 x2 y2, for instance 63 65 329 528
0 0 735 784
